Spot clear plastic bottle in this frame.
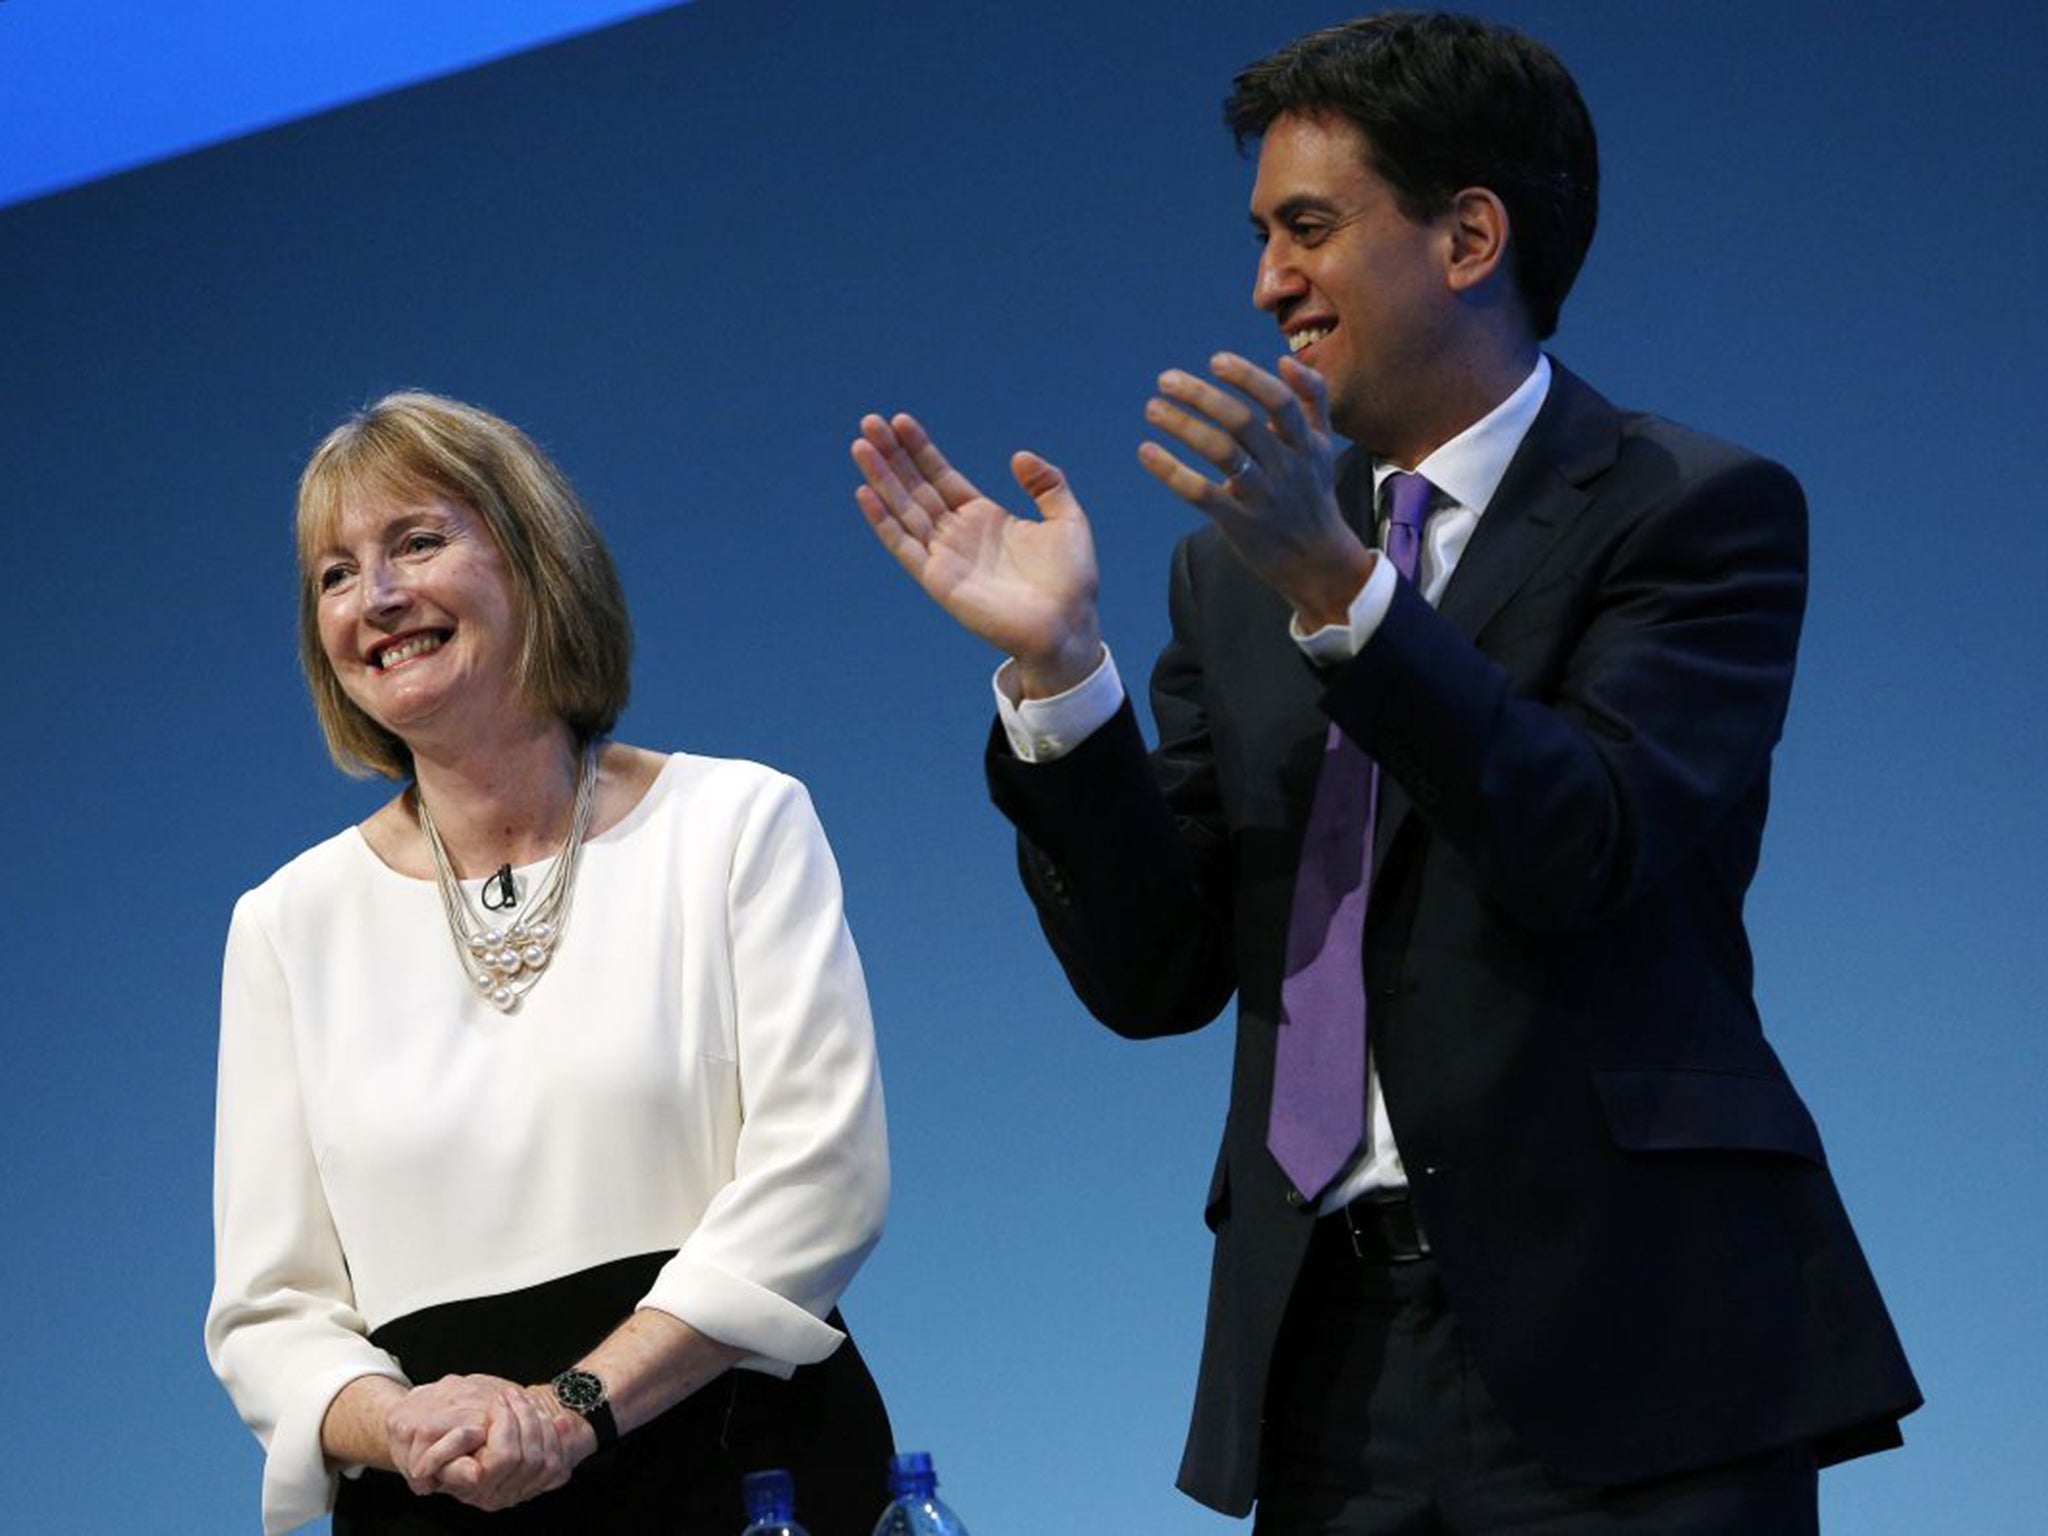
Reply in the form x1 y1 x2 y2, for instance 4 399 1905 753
741 1468 813 1536
869 1451 969 1536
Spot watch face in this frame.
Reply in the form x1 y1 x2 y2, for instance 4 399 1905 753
553 1368 607 1414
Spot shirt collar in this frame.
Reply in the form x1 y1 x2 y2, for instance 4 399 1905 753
1370 353 1552 515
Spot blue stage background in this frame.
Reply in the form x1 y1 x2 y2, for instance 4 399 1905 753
2 1 2042 1529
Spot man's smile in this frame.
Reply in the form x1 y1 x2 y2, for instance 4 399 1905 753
1287 323 1335 356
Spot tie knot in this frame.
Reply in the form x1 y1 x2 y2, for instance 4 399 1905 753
1383 471 1434 534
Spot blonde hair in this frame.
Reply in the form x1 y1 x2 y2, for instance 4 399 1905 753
296 392 632 778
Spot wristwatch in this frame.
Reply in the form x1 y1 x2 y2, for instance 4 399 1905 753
550 1367 619 1451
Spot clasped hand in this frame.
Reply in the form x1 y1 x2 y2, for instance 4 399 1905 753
385 1374 595 1511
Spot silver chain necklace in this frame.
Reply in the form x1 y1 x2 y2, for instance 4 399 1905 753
415 744 600 1013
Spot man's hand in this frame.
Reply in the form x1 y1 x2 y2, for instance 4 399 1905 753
1138 352 1373 629
853 411 1104 698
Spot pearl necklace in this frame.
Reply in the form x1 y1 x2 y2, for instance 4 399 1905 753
415 745 599 1013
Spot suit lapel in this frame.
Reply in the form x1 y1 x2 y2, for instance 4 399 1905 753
1370 362 1623 870
1438 360 1618 639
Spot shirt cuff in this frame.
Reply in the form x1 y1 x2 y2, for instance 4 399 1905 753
640 1256 848 1379
261 1362 408 1535
992 647 1124 763
1289 553 1395 665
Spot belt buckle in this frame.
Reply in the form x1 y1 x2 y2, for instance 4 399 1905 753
1344 1200 1370 1259
1343 1195 1430 1262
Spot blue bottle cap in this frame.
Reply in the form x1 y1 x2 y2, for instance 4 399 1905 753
887 1451 938 1496
743 1467 797 1520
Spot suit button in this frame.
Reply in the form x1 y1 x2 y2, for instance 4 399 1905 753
1285 1188 1305 1207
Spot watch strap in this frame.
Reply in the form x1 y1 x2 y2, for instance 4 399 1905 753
582 1396 619 1452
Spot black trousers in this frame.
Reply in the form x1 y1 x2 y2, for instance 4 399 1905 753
335 1252 892 1535
1253 1213 1819 1535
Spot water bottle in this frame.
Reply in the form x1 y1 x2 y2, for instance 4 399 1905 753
741 1468 812 1536
869 1450 969 1536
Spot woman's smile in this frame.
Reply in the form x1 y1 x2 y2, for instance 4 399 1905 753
370 630 450 670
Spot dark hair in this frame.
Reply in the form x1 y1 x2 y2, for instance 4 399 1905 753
297 392 633 779
1224 11 1598 338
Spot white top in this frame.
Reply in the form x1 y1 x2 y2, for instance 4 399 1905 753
205 754 889 1533
992 358 1553 1209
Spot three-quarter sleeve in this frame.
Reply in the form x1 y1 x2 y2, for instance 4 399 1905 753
639 775 889 1371
205 895 408 1533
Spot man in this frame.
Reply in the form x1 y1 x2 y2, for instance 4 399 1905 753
852 12 1918 1532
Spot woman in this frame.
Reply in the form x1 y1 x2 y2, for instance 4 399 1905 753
206 393 892 1533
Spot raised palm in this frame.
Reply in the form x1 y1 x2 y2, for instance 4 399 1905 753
853 412 1100 680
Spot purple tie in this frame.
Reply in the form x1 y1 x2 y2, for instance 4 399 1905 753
1268 471 1434 1202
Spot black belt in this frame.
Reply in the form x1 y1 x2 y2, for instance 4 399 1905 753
1324 1192 1431 1262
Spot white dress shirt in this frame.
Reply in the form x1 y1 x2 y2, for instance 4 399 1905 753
993 356 1551 1210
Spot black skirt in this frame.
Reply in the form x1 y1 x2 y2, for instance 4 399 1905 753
334 1251 893 1535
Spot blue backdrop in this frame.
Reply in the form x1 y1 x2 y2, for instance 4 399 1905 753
2 1 2042 1529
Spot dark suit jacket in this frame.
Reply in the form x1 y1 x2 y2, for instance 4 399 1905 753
985 362 1920 1516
